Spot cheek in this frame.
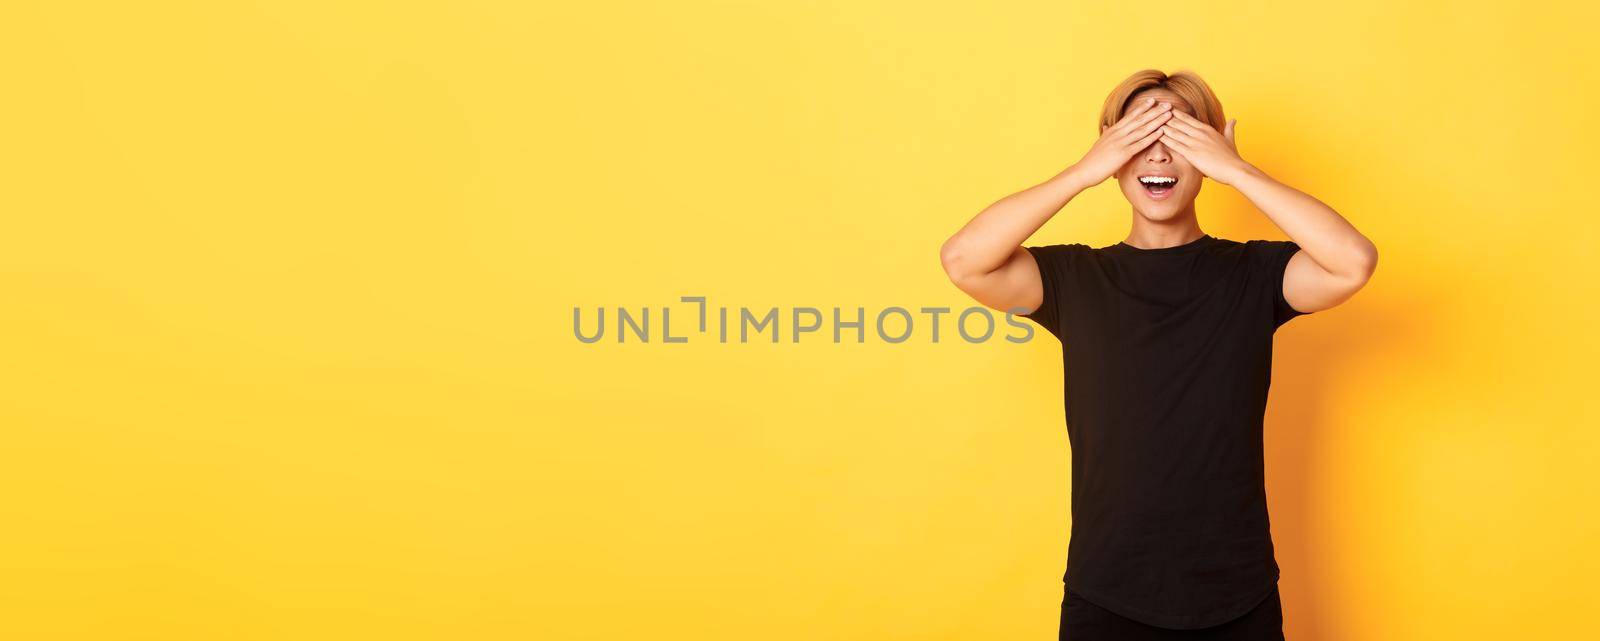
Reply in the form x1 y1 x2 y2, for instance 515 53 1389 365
1174 161 1201 184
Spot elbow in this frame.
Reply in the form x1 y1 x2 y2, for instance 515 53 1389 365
1353 239 1379 282
940 237 985 292
1334 238 1379 289
939 237 968 284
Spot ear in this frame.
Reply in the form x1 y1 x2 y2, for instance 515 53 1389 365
1223 119 1237 148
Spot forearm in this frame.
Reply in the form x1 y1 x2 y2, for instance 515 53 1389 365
1228 163 1378 279
940 164 1092 279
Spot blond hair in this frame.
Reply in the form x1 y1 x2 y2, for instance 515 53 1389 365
1097 69 1226 133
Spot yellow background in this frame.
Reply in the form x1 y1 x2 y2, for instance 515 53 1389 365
3 2 1597 639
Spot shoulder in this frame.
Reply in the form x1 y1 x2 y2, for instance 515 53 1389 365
1025 242 1093 256
1240 238 1302 265
1197 237 1300 275
1024 242 1093 268
1240 237 1299 251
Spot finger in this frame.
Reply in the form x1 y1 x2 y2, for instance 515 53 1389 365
1165 108 1198 124
1121 110 1174 143
1159 124 1197 145
1168 109 1218 134
1160 114 1207 138
1120 97 1158 122
1224 119 1237 148
1131 127 1164 150
1113 97 1163 130
1160 136 1190 161
1112 99 1168 134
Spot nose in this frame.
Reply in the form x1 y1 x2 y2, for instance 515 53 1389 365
1143 141 1173 163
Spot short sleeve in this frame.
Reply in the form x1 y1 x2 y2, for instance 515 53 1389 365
1021 244 1084 340
1257 240 1310 329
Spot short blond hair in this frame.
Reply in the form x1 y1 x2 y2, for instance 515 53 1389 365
1097 69 1227 133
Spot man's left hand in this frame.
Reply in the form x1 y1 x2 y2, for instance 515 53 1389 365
1159 111 1252 185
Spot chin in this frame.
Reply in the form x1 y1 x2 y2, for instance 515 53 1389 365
1133 207 1187 221
1120 184 1200 220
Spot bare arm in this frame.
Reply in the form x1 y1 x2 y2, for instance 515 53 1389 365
941 98 1175 313
1159 111 1378 313
937 166 1094 313
1230 164 1378 313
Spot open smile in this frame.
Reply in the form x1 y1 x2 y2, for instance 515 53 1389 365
1138 175 1179 201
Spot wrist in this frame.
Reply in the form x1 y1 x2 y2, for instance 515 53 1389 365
1060 163 1100 193
1220 160 1266 186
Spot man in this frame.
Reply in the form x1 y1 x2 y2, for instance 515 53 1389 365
938 69 1378 640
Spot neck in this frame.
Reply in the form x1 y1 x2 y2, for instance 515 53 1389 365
1123 206 1204 249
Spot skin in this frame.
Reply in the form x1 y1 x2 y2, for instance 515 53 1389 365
939 89 1378 317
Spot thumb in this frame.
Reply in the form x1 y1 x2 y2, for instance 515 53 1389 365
1224 119 1237 146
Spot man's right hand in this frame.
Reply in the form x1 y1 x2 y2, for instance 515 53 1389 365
1070 97 1174 187
941 103 1172 315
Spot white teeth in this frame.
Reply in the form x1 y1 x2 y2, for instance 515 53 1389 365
1139 176 1177 185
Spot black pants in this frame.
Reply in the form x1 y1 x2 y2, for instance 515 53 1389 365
1059 585 1285 641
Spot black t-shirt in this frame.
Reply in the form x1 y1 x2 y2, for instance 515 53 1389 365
1023 233 1309 630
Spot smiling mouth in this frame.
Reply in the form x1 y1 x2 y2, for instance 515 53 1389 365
1138 175 1179 200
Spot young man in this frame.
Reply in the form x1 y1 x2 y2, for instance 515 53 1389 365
938 69 1377 640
